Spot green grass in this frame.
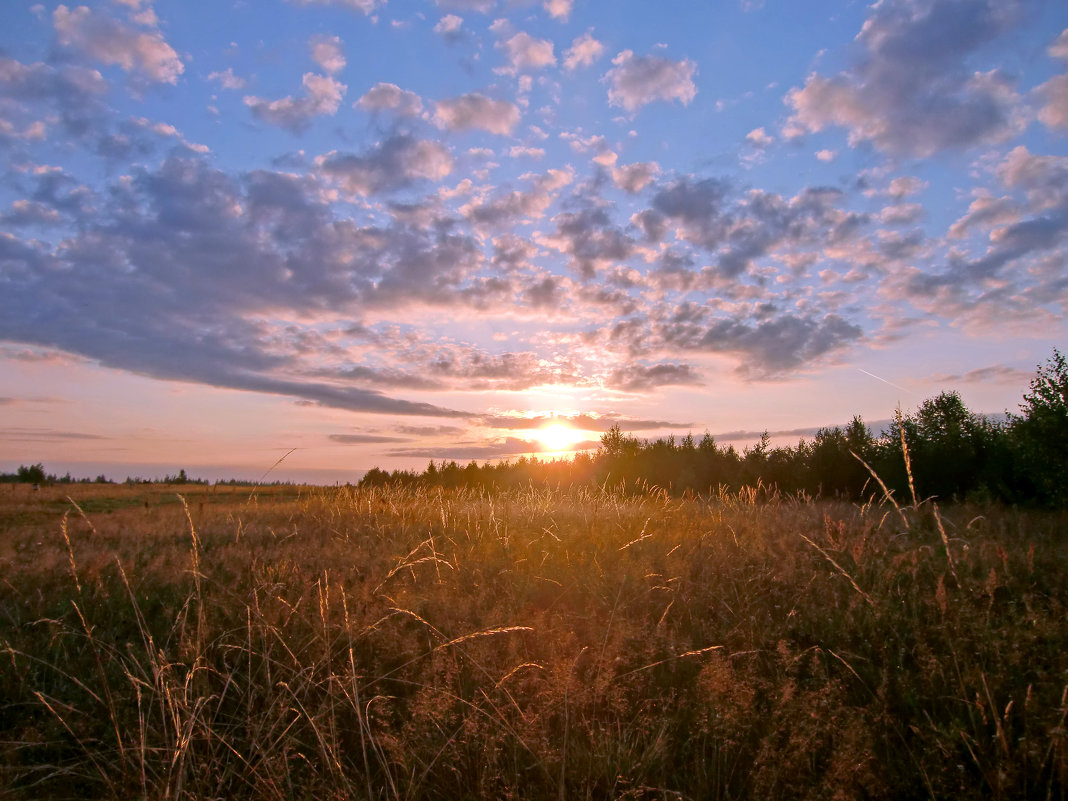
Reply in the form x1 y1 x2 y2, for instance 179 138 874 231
0 482 1065 799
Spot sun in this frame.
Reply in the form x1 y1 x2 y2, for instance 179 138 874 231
535 422 586 452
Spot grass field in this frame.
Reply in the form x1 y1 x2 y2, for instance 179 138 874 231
1 480 1065 799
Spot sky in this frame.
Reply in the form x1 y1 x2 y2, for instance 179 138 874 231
1 0 1067 484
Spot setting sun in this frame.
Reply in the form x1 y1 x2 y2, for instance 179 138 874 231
535 423 587 452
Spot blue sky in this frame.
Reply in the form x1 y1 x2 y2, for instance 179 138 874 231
1 0 1066 483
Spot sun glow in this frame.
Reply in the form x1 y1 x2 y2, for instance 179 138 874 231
535 422 587 452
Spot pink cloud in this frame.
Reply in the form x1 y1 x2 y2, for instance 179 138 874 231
605 50 697 112
53 4 183 84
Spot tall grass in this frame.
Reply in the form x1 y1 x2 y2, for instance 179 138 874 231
0 480 1065 799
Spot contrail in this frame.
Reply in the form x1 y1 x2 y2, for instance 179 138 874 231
857 368 914 395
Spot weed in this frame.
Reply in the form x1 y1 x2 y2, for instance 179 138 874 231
0 483 1064 799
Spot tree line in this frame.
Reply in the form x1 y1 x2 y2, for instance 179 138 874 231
360 349 1068 506
0 466 266 487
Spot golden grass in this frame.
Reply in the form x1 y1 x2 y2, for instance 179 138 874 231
0 481 1065 799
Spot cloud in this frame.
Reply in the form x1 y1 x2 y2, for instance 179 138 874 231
784 0 1027 156
386 437 535 460
286 0 379 13
318 134 453 196
887 176 927 199
0 428 108 442
335 365 443 390
946 190 1018 239
605 50 697 111
497 32 556 74
0 154 486 418
544 0 573 21
433 93 521 134
245 73 346 132
1038 72 1068 130
52 4 183 84
647 179 861 278
745 127 773 148
564 32 605 71
606 362 703 391
879 202 924 225
904 146 1068 317
1 199 63 227
923 365 1032 385
434 14 464 41
329 433 410 444
481 413 693 432
207 67 246 90
310 34 346 74
423 349 586 390
462 166 573 227
112 0 159 27
509 145 545 159
1037 30 1068 130
816 149 836 162
660 310 864 377
543 205 635 279
610 161 659 193
395 425 467 437
356 82 424 116
435 0 495 12
711 425 832 443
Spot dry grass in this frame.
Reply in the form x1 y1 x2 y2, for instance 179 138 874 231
0 480 1065 799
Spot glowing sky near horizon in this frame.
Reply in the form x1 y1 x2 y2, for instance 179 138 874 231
1 0 1066 483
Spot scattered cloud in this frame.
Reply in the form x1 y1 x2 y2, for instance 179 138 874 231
0 428 108 441
434 14 464 41
784 0 1027 155
329 433 410 444
286 0 379 13
543 205 635 279
481 413 693 432
433 93 521 134
610 161 659 193
497 32 556 74
310 34 346 74
509 145 545 158
318 134 452 195
207 67 245 90
923 365 1033 385
3 0 1065 469
564 32 605 71
356 82 424 116
745 127 773 148
605 50 697 111
386 436 535 460
395 424 467 437
606 362 703 391
1037 29 1068 130
245 73 346 132
435 0 495 12
52 4 184 84
544 0 573 22
660 310 864 377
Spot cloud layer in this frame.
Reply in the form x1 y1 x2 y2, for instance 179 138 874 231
0 0 1065 467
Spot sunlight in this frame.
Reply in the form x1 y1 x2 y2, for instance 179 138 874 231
535 422 587 452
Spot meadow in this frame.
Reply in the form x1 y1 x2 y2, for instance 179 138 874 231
1 479 1065 800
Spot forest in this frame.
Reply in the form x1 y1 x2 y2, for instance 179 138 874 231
360 349 1068 507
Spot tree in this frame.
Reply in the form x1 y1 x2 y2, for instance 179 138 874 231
599 424 638 458
16 464 46 484
910 391 985 500
1013 349 1068 504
